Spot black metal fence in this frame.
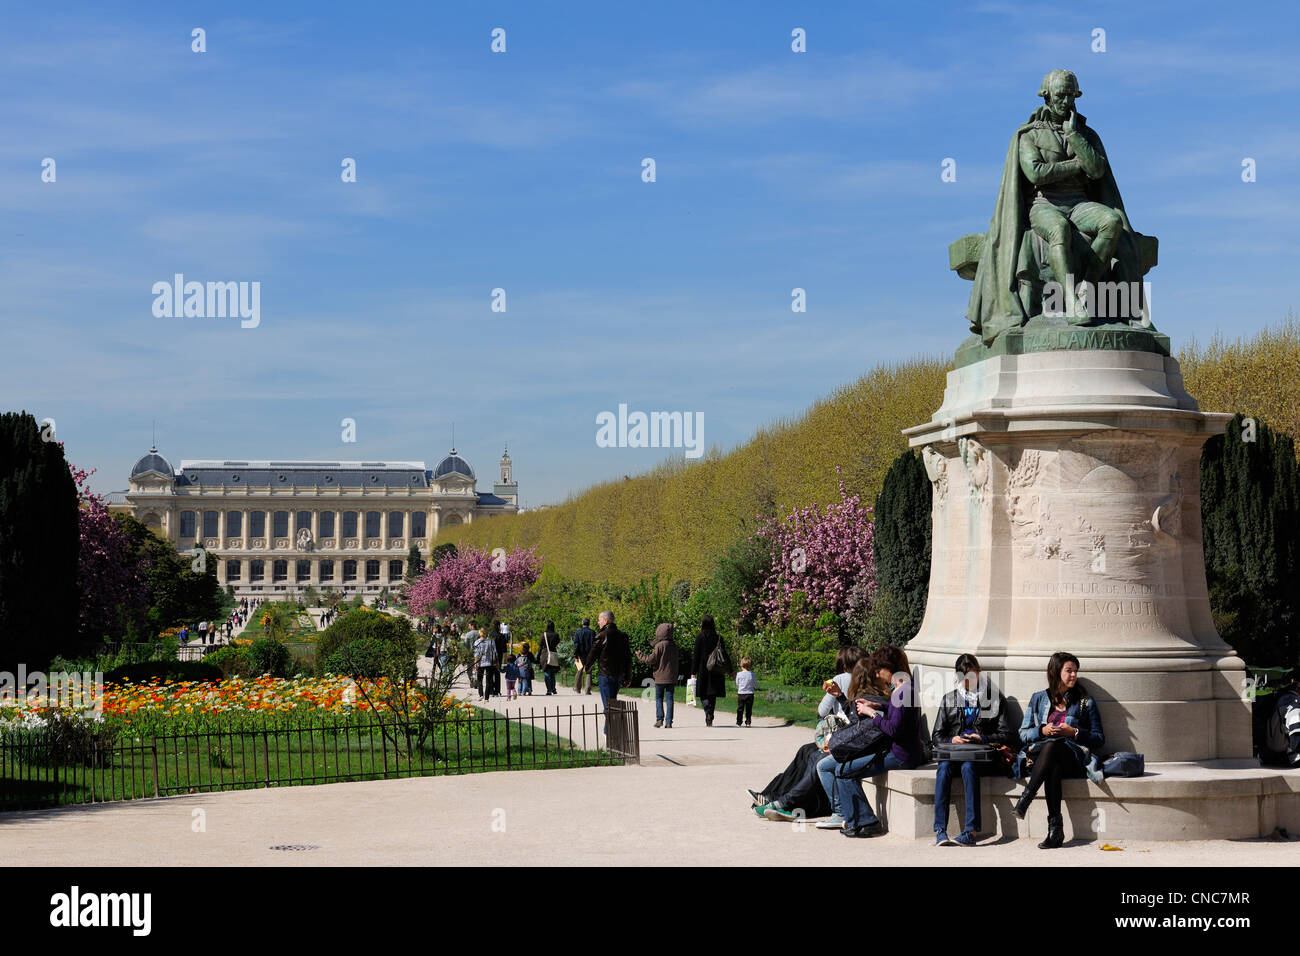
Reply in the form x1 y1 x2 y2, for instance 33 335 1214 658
0 703 637 812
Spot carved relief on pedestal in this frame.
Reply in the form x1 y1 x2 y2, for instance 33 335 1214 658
204 539 219 549
275 538 290 549
344 539 359 549
922 445 949 503
957 437 990 503
296 528 313 552
1006 448 1063 559
226 540 243 550
251 539 265 549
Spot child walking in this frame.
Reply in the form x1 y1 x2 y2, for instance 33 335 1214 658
504 655 520 701
516 642 536 696
736 657 756 727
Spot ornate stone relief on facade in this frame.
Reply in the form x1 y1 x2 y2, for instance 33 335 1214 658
922 445 948 502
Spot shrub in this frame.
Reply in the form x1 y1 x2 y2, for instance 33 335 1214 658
246 638 294 677
203 644 250 678
104 660 222 684
315 609 419 678
777 651 838 687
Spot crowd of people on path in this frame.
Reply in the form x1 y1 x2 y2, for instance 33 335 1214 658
749 648 1106 846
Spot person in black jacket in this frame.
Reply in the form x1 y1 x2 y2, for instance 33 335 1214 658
690 615 732 727
572 618 596 695
584 611 632 726
932 654 1014 846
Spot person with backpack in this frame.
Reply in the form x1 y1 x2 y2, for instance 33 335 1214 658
690 615 731 727
931 653 1015 846
636 622 680 728
1013 652 1105 849
537 622 562 696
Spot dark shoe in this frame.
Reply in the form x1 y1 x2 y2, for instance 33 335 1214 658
935 829 952 846
747 789 765 806
1013 791 1034 820
706 718 713 727
664 722 672 728
841 821 886 838
1038 814 1064 849
954 831 977 847
654 719 663 728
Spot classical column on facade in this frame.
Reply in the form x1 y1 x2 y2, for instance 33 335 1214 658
310 558 321 586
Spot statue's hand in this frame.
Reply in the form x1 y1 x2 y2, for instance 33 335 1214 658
1064 110 1078 134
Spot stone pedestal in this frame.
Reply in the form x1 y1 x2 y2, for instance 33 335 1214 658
901 347 1251 762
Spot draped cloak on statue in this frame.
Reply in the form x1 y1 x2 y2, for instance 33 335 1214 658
965 106 1146 345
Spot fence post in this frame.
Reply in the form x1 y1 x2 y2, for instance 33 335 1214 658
505 713 511 770
262 730 271 787
150 741 160 798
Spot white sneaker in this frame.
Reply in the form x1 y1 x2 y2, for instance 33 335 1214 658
815 815 846 830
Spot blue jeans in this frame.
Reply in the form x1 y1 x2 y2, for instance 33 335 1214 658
655 683 675 724
934 759 987 835
824 751 906 827
598 675 621 729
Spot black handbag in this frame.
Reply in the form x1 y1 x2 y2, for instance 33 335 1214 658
934 742 996 762
827 696 890 763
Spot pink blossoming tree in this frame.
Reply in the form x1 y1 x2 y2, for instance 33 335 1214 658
406 545 541 618
71 463 149 642
749 474 876 627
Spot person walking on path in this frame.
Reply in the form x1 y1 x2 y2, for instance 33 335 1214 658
516 643 536 696
472 626 497 701
462 621 481 689
735 657 756 727
583 611 632 727
572 618 596 694
636 622 679 728
491 621 508 698
537 622 562 695
691 615 732 727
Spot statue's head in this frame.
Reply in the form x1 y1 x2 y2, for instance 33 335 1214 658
1038 69 1081 120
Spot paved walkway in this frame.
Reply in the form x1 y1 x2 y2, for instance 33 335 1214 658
2 663 1297 866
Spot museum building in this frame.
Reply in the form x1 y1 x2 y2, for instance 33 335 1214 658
114 445 518 596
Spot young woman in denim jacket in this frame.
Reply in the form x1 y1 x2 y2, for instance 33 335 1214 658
1013 652 1104 849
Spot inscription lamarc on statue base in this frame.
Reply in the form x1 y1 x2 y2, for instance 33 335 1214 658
953 317 1171 370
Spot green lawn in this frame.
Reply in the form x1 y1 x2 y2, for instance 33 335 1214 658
618 679 825 726
0 707 617 811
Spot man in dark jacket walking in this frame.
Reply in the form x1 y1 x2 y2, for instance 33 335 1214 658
572 618 596 694
584 611 631 727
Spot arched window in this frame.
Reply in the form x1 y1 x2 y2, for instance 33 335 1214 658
203 511 219 537
273 511 289 538
388 512 404 537
179 511 196 537
319 511 335 537
342 560 357 582
388 560 403 581
365 560 380 582
411 512 427 537
296 511 312 532
365 511 381 538
249 560 265 582
342 512 358 537
226 511 243 537
320 560 334 581
250 511 266 537
272 560 288 582
226 560 241 580
296 560 311 582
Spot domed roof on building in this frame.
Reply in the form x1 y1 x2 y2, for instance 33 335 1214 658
130 446 174 479
433 448 475 480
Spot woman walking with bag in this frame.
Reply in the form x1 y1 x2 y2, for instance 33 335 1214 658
691 615 731 727
537 622 562 695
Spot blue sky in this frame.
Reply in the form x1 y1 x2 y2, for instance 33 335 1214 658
2 1 1297 505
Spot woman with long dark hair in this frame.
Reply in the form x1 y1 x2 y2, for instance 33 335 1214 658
691 615 731 727
537 621 561 695
752 645 870 820
816 644 925 837
1013 651 1105 849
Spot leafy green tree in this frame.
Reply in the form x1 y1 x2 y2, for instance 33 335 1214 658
113 514 223 635
404 543 423 584
872 450 932 643
1200 413 1300 667
0 411 80 670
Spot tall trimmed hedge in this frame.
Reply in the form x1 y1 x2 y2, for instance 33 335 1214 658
1200 413 1300 667
0 411 80 671
872 450 932 644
